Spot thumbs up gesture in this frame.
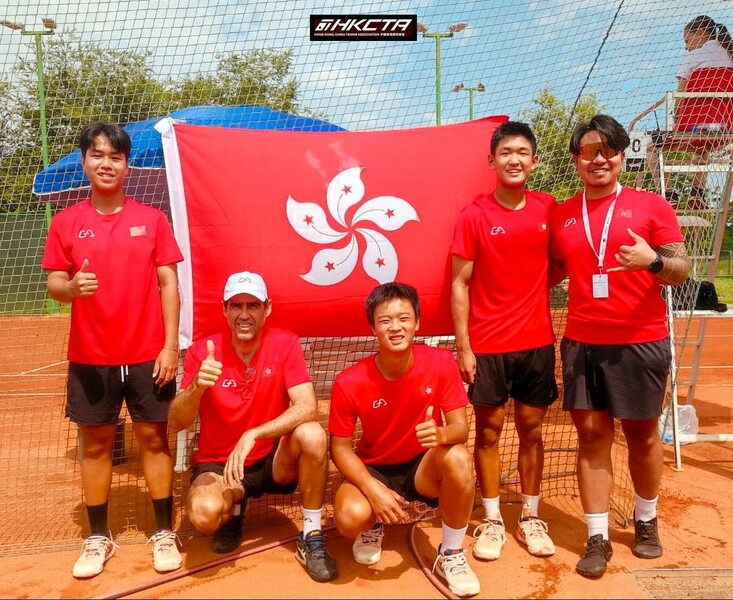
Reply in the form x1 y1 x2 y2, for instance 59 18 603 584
69 258 99 297
195 340 223 389
607 228 656 272
415 404 443 448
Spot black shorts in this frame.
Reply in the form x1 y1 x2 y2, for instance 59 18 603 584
66 361 175 425
191 441 298 499
366 452 439 509
468 345 559 408
560 337 671 419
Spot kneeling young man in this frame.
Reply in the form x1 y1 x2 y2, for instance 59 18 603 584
168 271 337 582
329 282 480 597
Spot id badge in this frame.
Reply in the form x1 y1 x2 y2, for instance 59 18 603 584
592 273 609 299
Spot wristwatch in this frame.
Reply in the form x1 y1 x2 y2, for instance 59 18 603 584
648 253 664 274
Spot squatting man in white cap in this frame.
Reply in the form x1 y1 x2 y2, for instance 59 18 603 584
168 271 338 582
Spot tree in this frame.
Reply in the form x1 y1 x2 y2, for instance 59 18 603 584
171 49 299 112
518 88 604 201
0 33 303 213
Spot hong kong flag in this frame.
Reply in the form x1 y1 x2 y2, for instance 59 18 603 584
158 115 507 345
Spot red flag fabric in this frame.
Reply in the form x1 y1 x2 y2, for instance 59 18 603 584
161 116 507 343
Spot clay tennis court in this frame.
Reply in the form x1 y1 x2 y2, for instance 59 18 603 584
1 313 732 598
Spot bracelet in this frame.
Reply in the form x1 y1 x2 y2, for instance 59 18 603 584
163 346 179 352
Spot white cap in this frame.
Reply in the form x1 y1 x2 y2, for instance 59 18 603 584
223 271 268 302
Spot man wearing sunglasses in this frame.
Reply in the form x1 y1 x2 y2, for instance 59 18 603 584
549 114 690 579
168 271 338 582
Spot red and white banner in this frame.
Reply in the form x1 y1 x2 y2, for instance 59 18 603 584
158 116 507 344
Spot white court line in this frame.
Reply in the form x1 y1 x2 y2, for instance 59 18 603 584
0 374 65 378
20 361 68 375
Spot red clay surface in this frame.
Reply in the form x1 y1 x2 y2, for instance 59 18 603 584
1 314 732 598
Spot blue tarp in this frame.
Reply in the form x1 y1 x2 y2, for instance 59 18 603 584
33 105 343 196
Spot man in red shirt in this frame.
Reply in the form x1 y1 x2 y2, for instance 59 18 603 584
330 282 480 597
550 114 690 579
42 122 184 578
168 271 337 583
451 121 558 562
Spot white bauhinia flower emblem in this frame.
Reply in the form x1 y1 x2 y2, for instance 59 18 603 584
286 167 420 286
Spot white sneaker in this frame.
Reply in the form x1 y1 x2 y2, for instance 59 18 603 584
516 517 556 557
147 529 183 572
433 547 481 597
72 532 118 578
472 518 506 560
352 524 384 565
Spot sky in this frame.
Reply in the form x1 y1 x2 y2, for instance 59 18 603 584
0 0 731 132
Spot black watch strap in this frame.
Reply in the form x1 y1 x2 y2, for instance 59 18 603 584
648 253 664 274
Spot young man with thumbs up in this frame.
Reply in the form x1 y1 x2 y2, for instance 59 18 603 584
168 271 338 583
329 282 480 597
42 122 184 578
549 114 690 579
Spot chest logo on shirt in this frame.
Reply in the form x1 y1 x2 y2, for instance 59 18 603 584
372 398 388 409
563 218 577 228
425 386 433 395
78 229 95 239
539 223 547 231
618 209 632 218
490 226 506 236
263 367 273 377
221 379 237 388
129 225 147 237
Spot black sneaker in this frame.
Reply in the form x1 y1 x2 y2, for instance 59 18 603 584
295 530 338 582
632 517 663 559
576 534 613 579
212 500 247 554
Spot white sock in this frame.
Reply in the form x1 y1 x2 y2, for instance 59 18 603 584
521 494 540 519
302 507 323 536
634 493 658 522
441 522 468 553
481 496 502 521
586 512 609 540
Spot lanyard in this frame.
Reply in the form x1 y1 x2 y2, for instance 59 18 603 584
581 183 622 273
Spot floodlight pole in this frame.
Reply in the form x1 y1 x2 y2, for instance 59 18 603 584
2 18 57 312
453 82 485 121
419 23 467 125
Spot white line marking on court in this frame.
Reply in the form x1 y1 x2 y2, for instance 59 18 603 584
0 374 65 378
20 361 68 375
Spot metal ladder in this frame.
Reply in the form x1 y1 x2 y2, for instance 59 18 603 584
629 90 733 467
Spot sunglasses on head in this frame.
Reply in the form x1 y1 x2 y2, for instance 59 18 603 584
577 142 620 161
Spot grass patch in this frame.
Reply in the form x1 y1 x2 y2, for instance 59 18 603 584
715 276 733 305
